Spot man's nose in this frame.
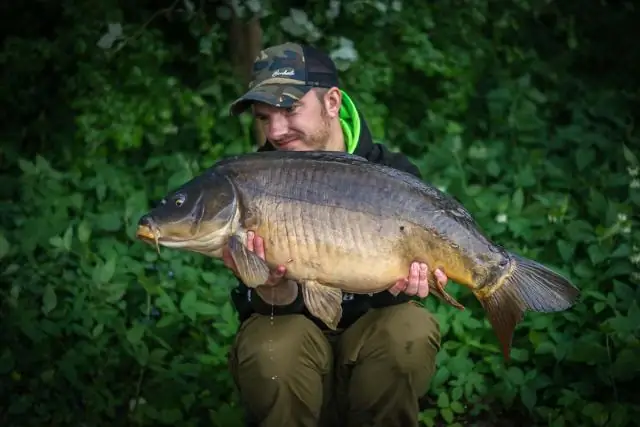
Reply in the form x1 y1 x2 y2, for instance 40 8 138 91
266 114 289 139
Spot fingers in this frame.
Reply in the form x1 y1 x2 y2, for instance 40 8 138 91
395 262 446 299
246 231 255 252
267 264 287 286
221 246 235 270
253 234 266 260
389 278 407 296
416 262 429 298
405 262 420 295
434 268 448 288
246 230 285 286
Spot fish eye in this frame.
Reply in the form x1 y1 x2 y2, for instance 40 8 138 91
174 194 186 207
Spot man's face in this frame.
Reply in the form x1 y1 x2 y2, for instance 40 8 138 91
252 89 335 152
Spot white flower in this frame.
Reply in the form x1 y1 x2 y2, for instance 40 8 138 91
495 213 508 223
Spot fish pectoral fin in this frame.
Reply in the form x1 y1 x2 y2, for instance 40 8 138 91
301 281 343 330
227 234 270 287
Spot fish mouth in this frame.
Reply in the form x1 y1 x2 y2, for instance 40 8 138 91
136 224 157 241
136 223 163 254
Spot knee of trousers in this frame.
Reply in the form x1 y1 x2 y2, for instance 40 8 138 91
231 314 332 384
367 304 441 376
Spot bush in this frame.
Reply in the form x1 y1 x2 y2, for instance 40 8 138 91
2 1 639 426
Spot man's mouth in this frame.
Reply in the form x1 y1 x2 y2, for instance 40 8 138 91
276 138 300 148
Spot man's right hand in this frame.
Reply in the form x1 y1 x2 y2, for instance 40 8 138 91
222 231 288 286
222 231 299 305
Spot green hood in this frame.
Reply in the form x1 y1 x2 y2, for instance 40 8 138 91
339 90 361 154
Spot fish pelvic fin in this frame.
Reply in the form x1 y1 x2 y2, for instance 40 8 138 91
227 233 270 287
475 254 580 361
301 280 343 330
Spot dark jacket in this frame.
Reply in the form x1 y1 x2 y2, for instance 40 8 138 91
229 107 423 330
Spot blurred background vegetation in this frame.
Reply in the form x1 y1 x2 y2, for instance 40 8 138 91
1 0 639 426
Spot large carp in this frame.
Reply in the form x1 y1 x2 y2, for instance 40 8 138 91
135 150 580 359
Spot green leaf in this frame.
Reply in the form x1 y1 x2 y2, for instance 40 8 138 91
535 341 556 356
587 243 608 265
610 243 631 258
613 280 636 301
18 158 37 174
77 220 91 243
450 401 465 414
193 301 218 316
583 402 608 426
105 283 128 303
622 143 638 165
126 322 145 345
628 300 640 324
201 272 217 284
440 408 454 424
0 234 10 259
565 220 593 241
611 348 640 381
156 289 178 313
575 147 596 171
451 386 463 402
507 366 524 386
436 391 450 408
180 290 198 321
521 386 537 411
556 240 575 262
487 160 500 177
93 256 117 284
42 285 57 315
511 187 524 212
508 348 529 362
62 226 73 251
587 188 608 217
92 323 104 338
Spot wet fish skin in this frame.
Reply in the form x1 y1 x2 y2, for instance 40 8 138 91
136 150 581 360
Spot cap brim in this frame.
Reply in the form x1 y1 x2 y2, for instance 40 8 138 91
229 84 314 116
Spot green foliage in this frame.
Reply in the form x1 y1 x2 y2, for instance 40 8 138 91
2 0 639 426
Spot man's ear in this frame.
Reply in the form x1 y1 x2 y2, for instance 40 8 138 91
324 87 342 118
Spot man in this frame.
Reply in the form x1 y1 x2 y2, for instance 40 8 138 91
223 42 448 427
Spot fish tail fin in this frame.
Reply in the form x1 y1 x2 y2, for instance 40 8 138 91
475 254 580 361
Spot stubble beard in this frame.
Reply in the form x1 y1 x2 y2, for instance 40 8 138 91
307 104 333 151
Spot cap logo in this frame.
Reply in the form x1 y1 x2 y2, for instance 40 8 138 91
272 67 295 78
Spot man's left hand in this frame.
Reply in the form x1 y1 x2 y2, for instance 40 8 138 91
389 262 448 298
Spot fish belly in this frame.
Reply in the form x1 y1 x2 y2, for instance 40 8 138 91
252 197 413 294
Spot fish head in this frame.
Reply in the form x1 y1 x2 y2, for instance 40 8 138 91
136 171 239 257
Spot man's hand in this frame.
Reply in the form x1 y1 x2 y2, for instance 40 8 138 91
222 231 288 287
388 262 448 299
222 231 298 306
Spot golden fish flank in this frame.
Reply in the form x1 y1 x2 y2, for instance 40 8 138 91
136 150 581 360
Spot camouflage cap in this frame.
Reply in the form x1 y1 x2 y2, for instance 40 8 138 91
229 42 340 116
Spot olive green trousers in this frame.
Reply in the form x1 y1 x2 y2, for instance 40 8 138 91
228 302 441 427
